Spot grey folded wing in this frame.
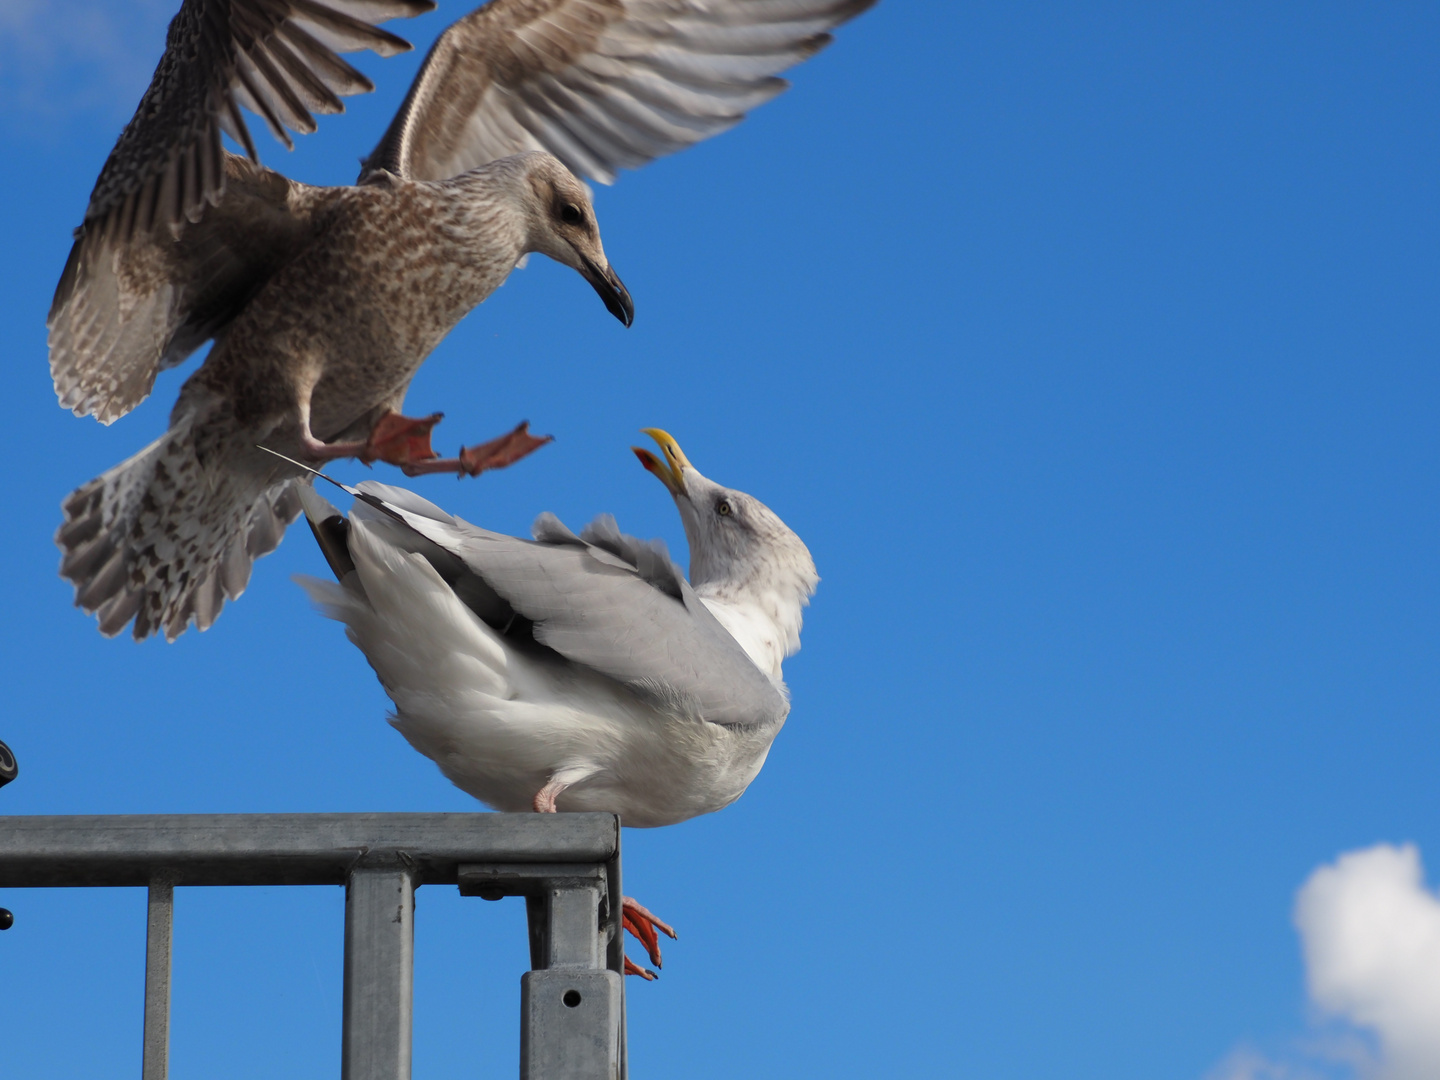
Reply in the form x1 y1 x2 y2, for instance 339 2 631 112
361 0 877 184
354 488 788 728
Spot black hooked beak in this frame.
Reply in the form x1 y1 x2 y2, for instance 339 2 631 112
579 253 634 327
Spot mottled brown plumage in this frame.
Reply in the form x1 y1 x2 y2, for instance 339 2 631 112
52 0 873 640
59 152 623 640
50 0 436 423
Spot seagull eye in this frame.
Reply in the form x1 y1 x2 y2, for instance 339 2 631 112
559 203 583 225
716 500 732 517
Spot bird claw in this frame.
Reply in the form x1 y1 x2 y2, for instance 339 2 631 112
623 956 658 980
353 412 552 477
457 421 554 476
400 420 553 477
622 896 677 975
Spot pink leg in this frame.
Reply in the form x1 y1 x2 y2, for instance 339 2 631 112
300 431 371 461
533 776 569 814
529 779 677 979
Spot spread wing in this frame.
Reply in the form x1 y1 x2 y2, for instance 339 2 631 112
79 0 433 240
49 155 340 424
361 0 876 184
351 482 788 728
50 0 433 424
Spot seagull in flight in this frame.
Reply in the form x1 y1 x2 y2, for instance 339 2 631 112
295 429 818 976
51 0 873 641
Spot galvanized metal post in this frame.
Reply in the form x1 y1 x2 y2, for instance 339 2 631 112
142 877 173 1080
0 813 625 1079
520 881 622 1080
342 865 415 1080
605 843 627 1080
547 884 602 968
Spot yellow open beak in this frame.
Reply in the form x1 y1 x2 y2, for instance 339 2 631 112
632 428 693 496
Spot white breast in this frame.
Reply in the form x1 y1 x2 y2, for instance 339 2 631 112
701 596 790 680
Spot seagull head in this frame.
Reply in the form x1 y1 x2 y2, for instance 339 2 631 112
633 429 818 658
515 152 634 327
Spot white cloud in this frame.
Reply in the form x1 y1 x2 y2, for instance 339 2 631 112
1203 1031 1375 1080
1203 843 1440 1080
1203 1045 1323 1080
1294 843 1440 1080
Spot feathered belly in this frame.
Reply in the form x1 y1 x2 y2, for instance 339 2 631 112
304 323 453 439
390 686 782 829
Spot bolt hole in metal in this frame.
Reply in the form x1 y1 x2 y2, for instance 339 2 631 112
562 989 582 1008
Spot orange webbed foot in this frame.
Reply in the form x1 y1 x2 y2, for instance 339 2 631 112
360 411 445 468
622 896 677 977
401 420 553 478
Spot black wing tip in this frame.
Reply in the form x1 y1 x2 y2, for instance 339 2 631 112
305 513 356 582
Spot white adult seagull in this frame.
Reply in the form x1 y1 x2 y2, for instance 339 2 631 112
294 429 818 975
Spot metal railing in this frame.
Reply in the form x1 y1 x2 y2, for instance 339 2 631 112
0 811 627 1080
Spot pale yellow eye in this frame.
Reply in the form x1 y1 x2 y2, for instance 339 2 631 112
717 500 732 517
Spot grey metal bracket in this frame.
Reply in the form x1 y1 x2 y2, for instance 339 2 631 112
0 812 626 1080
458 860 627 1080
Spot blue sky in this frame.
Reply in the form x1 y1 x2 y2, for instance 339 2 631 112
1 2 1438 1078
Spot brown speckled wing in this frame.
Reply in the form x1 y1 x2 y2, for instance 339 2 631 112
79 0 433 240
50 0 434 425
362 0 876 184
48 155 340 425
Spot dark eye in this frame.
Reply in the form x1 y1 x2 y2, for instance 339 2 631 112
559 203 583 225
716 499 732 517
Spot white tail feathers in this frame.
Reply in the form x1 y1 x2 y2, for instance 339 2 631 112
57 416 302 641
298 513 513 698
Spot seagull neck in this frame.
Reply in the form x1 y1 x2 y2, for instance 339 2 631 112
695 574 809 681
442 167 533 263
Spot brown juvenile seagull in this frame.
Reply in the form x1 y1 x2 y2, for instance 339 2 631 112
52 0 874 642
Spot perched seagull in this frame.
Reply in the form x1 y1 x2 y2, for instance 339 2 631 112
52 0 873 641
293 429 818 976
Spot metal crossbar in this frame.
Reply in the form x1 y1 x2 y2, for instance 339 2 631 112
0 812 627 1080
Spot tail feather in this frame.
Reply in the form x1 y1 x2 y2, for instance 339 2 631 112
298 514 512 696
57 416 302 641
